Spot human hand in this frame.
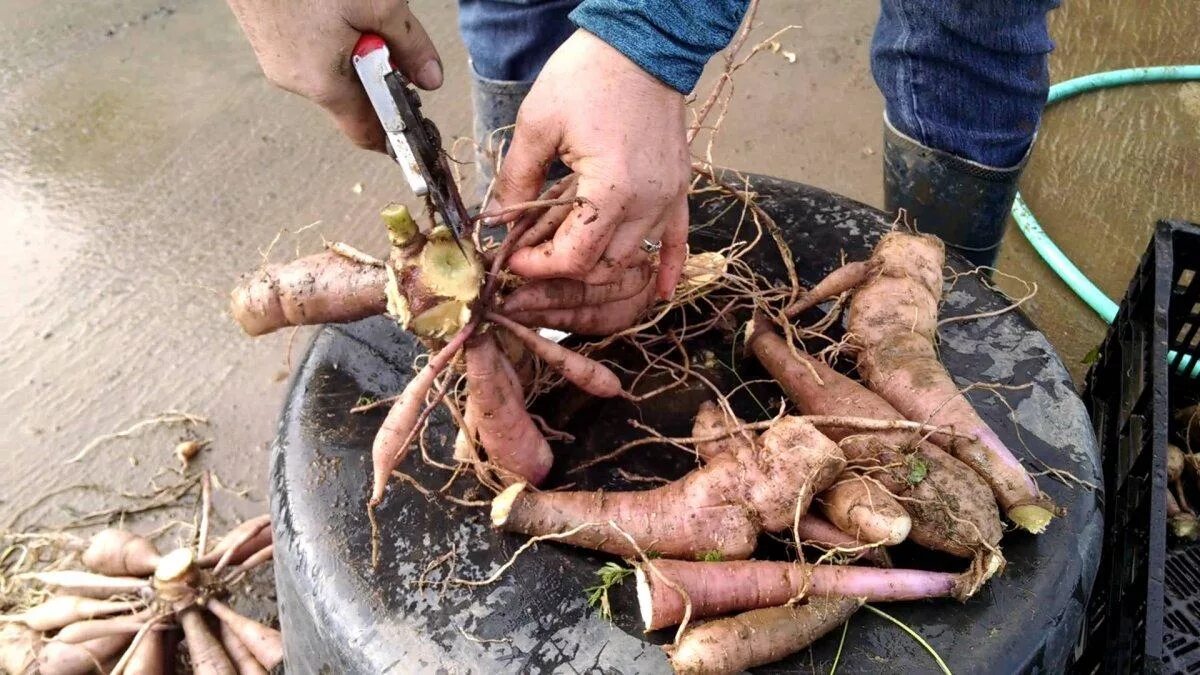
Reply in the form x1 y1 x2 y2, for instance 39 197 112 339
226 0 442 150
492 30 691 301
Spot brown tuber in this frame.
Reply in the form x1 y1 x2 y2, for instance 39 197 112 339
15 571 147 599
667 597 861 675
180 607 237 675
819 473 912 546
38 633 132 675
636 558 974 631
230 250 388 337
0 623 39 674
491 416 845 559
840 233 1055 532
218 619 269 675
0 596 136 632
746 316 1004 561
82 528 162 577
205 599 284 670
464 332 555 485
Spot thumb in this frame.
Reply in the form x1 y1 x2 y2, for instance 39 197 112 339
350 3 443 90
491 112 560 221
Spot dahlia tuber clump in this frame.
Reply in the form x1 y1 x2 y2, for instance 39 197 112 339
1 519 280 674
786 232 1057 533
229 197 657 505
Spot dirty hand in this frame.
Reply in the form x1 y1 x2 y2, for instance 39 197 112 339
225 0 441 150
493 30 691 302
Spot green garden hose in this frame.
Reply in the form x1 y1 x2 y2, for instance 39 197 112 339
1010 65 1200 376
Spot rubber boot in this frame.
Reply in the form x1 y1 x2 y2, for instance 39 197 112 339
882 115 1028 269
470 65 534 200
469 65 568 214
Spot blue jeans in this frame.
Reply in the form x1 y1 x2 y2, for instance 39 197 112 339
871 0 1059 168
457 0 1057 168
458 0 581 82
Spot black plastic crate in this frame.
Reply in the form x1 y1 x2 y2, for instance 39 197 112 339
1077 220 1200 674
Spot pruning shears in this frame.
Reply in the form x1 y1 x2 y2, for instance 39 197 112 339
352 34 470 242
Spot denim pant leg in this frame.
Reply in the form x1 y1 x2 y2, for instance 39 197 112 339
458 0 579 186
459 0 581 82
870 0 1059 169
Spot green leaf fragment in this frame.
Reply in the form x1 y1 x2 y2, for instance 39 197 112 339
906 455 928 485
583 562 633 621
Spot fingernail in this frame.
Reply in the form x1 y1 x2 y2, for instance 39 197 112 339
415 59 443 90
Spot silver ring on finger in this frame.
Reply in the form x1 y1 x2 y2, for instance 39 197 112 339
641 238 662 254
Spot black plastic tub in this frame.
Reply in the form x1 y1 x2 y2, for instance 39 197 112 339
269 175 1103 674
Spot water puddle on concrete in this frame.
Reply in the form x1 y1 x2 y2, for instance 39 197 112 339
997 0 1200 383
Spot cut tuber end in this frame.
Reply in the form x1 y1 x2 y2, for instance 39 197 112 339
154 547 200 603
1007 503 1055 534
382 203 419 246
491 483 527 527
419 226 482 302
154 548 196 583
634 566 654 632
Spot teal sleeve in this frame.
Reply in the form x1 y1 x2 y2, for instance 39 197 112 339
569 0 750 93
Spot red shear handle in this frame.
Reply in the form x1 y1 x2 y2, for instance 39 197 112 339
353 33 388 59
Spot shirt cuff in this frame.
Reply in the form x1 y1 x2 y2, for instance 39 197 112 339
569 0 750 94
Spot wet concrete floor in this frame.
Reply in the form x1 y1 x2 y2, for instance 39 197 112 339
0 2 1196 530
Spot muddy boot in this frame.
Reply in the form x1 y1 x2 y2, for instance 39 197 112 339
882 115 1028 269
470 66 533 200
470 66 569 205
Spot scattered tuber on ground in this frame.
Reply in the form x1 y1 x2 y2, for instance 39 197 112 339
205 599 284 670
38 632 132 675
0 623 39 674
124 627 170 675
5 516 277 674
218 618 269 675
0 596 136 632
196 514 273 570
53 611 153 644
667 597 861 675
82 528 162 578
181 607 237 675
746 318 1003 560
15 570 148 599
491 416 845 559
635 558 972 631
